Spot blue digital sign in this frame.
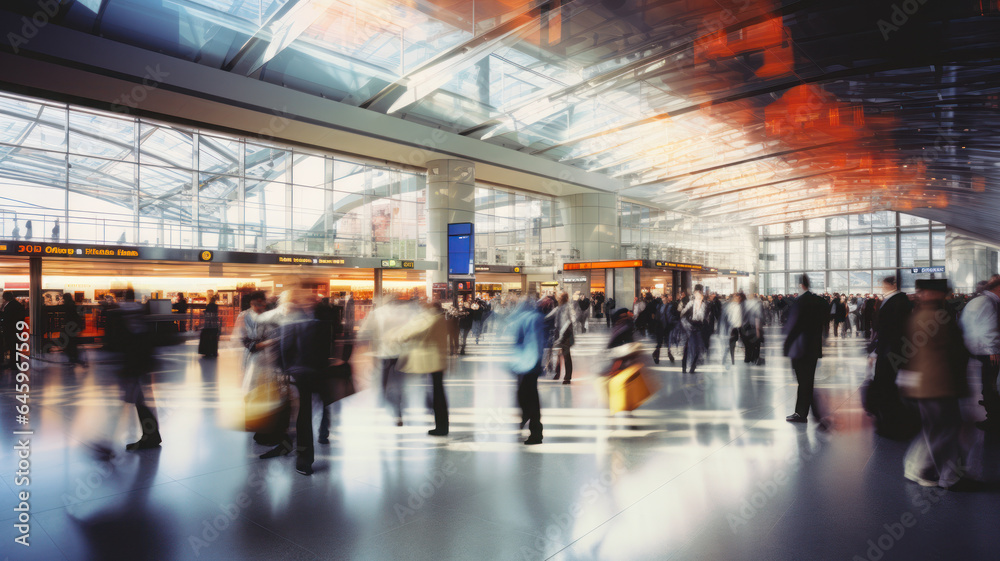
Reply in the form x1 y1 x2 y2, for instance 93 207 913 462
448 223 474 276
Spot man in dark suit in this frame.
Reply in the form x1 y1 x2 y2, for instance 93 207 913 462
865 276 917 438
261 291 329 475
783 274 829 428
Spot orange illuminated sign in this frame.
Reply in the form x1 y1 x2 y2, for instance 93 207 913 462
563 260 642 270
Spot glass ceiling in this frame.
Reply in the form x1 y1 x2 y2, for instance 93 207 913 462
8 0 1000 230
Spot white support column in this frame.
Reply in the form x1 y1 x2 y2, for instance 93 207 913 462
426 159 476 297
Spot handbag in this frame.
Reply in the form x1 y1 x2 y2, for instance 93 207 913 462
318 359 357 406
244 378 290 433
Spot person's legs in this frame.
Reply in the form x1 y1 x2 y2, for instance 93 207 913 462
653 328 663 363
562 346 572 382
127 384 161 450
430 371 449 434
682 330 691 373
319 404 331 443
978 355 1000 430
382 358 403 423
792 357 821 420
728 328 738 365
518 369 542 443
460 327 469 354
908 399 964 487
294 380 314 473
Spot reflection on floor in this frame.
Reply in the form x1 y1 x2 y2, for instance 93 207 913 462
2 324 999 561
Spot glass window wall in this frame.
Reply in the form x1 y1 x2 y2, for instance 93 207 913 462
0 90 426 259
759 212 943 295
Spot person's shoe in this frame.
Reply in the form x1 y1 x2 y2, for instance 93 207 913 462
126 434 161 451
296 464 313 476
260 444 291 459
668 355 675 364
652 355 659 365
552 373 561 381
318 435 330 444
562 379 571 385
682 368 687 374
428 429 448 436
524 437 543 445
786 413 807 423
395 418 404 427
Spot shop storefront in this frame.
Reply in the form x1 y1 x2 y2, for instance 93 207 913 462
0 240 436 349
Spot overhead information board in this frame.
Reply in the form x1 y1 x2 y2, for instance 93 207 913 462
563 260 643 270
0 240 435 270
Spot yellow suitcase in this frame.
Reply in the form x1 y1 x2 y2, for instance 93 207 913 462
608 363 654 414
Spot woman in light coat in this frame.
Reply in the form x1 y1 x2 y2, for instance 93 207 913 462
395 302 450 436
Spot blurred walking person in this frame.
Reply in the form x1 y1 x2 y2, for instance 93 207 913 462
1 291 26 369
235 291 288 446
264 290 328 475
865 276 917 439
395 302 450 436
198 294 221 357
960 275 1000 432
546 292 575 384
652 295 676 365
604 296 616 327
783 275 829 429
576 291 591 334
509 299 545 444
107 288 161 450
900 279 971 489
61 293 87 367
680 286 708 374
360 298 407 426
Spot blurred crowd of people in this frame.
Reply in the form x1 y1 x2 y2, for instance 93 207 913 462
11 269 1000 492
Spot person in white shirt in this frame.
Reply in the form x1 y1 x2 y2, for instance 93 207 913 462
680 285 708 374
960 275 1000 432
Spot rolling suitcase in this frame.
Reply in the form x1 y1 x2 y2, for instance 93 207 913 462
198 327 219 356
608 363 655 414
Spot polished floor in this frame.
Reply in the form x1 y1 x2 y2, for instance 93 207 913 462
2 321 999 561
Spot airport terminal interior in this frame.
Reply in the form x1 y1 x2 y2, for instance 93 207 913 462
1 0 1000 559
